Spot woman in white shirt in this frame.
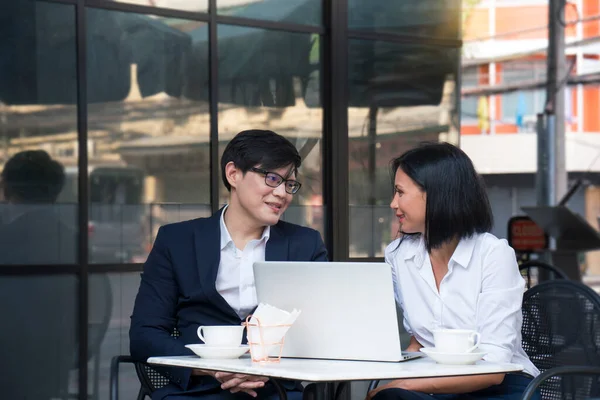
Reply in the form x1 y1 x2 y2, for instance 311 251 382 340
368 142 540 400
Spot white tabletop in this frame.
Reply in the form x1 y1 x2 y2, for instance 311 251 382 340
147 355 524 382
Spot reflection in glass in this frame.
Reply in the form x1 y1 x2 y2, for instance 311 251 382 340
0 274 77 399
348 39 459 257
217 0 321 26
348 0 461 39
0 1 78 265
112 0 208 13
89 272 141 400
86 9 212 263
214 25 323 236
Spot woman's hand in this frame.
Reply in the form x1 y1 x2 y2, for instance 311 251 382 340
405 336 423 353
366 380 406 400
367 374 506 399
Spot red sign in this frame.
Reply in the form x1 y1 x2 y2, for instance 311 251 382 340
508 216 548 252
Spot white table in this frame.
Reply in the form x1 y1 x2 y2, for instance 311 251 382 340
148 355 524 400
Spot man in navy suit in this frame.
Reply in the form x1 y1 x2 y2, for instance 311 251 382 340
130 130 328 400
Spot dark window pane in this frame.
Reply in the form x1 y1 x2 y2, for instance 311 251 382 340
86 9 211 263
0 0 78 265
216 25 324 236
111 0 208 13
0 274 78 398
218 0 321 26
348 39 460 257
89 272 140 399
348 0 461 40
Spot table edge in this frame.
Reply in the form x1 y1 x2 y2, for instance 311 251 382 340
147 356 525 382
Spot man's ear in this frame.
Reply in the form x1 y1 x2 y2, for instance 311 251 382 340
224 161 241 190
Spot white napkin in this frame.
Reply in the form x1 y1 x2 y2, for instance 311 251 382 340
247 303 301 360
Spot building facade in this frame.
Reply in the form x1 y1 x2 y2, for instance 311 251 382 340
460 0 600 277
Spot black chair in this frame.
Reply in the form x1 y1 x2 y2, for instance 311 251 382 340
110 329 181 400
110 355 165 400
521 280 600 399
521 366 600 400
519 261 569 290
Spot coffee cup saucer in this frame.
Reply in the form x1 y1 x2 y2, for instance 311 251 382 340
185 344 250 359
420 347 487 365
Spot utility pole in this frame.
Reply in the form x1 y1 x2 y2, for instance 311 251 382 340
538 0 567 208
536 0 574 276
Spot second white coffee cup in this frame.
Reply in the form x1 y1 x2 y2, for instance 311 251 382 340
433 329 481 353
197 325 245 347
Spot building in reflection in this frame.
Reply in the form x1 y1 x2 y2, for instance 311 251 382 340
0 1 461 398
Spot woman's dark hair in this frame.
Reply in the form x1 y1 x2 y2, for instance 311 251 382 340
1 150 65 203
390 142 493 252
220 129 302 192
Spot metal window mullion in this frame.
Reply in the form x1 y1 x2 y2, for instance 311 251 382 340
209 0 219 213
322 0 349 261
75 2 89 399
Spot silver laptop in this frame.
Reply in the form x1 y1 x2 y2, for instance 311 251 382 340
253 261 422 362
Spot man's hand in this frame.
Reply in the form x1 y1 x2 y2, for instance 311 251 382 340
216 372 269 397
191 369 269 397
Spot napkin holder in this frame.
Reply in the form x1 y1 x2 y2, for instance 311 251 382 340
244 315 291 363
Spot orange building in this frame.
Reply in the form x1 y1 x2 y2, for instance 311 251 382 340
459 0 600 279
461 0 600 135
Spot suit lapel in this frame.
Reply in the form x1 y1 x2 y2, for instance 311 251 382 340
194 208 239 321
266 223 289 261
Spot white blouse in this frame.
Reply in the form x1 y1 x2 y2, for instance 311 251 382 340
385 232 539 377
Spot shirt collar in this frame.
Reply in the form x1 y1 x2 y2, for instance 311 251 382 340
402 235 427 268
403 234 476 269
219 204 271 250
449 235 477 269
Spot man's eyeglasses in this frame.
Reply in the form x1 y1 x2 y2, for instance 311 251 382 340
250 168 302 194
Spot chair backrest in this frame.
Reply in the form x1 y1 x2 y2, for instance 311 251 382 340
134 328 181 395
519 261 569 289
522 280 600 399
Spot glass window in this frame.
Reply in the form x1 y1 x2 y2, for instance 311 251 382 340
0 0 78 265
461 67 479 122
348 39 460 258
501 90 544 123
216 25 324 237
89 272 141 400
500 61 546 126
348 0 461 40
111 0 208 13
0 274 78 398
217 0 321 26
86 9 211 264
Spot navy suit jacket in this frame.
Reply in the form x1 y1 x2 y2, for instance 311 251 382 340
130 208 328 399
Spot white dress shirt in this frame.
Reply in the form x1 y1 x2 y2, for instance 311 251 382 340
385 232 539 377
216 206 270 319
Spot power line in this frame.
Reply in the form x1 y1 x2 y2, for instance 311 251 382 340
461 71 600 97
465 12 600 43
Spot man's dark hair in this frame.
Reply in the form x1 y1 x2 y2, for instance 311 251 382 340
1 150 65 203
220 130 301 192
390 142 493 252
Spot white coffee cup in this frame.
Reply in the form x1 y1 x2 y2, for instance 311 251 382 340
197 325 245 347
433 329 481 353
